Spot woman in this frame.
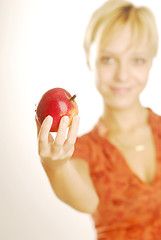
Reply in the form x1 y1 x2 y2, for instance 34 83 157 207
36 0 161 239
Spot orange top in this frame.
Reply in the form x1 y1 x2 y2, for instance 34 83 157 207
73 109 161 240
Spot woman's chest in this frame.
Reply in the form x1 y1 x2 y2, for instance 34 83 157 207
119 141 156 184
92 140 161 225
108 125 157 184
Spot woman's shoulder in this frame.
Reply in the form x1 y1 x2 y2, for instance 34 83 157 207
74 125 100 152
75 120 108 146
73 122 109 166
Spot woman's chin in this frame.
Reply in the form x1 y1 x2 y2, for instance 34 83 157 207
105 99 137 110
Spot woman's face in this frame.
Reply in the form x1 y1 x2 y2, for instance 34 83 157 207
92 26 153 109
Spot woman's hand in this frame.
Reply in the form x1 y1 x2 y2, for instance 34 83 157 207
35 115 80 169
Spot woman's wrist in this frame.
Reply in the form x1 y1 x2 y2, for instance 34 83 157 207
41 157 70 173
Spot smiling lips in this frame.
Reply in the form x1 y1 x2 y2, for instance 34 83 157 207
110 86 131 94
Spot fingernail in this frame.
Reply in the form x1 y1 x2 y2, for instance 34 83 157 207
47 115 53 123
62 116 69 123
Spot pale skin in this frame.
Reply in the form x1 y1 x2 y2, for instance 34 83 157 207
36 25 156 213
36 115 99 213
94 26 156 184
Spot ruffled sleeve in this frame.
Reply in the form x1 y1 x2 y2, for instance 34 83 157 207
72 133 97 169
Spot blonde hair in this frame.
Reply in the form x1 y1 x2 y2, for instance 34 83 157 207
84 0 159 65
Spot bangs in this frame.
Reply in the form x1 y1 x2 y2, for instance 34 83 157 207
91 4 158 57
100 19 151 51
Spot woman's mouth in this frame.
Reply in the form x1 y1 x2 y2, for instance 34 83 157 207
110 87 131 94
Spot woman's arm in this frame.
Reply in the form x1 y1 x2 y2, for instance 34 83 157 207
36 115 99 213
44 158 99 213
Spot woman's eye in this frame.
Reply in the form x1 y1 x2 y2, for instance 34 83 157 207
133 58 146 65
101 57 115 64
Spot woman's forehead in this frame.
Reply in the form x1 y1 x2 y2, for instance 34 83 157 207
99 25 151 56
100 44 151 57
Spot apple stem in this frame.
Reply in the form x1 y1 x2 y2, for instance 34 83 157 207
70 94 77 101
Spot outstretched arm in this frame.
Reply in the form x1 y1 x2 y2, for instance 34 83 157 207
36 115 99 213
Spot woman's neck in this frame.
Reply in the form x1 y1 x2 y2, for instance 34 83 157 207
101 102 149 134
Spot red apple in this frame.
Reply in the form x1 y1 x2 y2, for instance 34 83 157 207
36 88 78 132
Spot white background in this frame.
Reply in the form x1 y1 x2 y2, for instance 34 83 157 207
0 1 161 239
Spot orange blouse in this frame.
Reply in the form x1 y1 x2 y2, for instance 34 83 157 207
73 109 161 240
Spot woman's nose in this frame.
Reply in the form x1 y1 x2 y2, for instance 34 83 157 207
115 62 129 82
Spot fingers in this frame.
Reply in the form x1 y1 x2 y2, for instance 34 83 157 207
38 115 53 155
53 116 69 152
38 115 53 140
52 115 80 154
66 115 80 145
37 114 80 164
63 115 80 155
